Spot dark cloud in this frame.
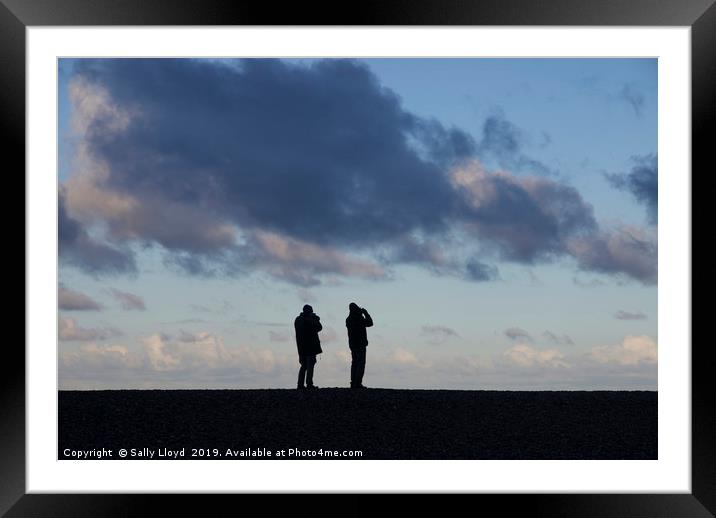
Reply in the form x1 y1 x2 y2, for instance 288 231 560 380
455 163 599 263
58 285 102 311
504 327 533 342
59 188 136 275
61 58 656 285
74 58 460 249
110 288 146 310
605 154 657 224
410 117 477 166
614 310 647 320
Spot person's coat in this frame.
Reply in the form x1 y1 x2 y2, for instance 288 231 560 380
294 313 323 356
346 309 373 349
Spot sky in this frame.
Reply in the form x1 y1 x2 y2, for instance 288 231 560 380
57 58 658 390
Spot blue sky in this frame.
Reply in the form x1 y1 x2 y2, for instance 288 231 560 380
57 58 657 390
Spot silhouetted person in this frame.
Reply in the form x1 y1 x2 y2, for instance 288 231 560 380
294 304 323 389
346 302 373 389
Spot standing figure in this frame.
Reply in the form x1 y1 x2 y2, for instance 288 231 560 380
346 302 373 389
294 304 323 390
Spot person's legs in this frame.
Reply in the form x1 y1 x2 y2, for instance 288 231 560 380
357 348 366 386
350 350 354 385
305 355 317 387
350 348 358 386
297 355 307 388
351 347 366 387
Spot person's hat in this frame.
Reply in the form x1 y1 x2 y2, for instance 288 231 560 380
303 304 313 313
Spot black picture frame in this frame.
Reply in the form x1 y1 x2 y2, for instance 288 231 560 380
6 0 708 514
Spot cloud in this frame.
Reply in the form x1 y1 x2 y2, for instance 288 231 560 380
451 160 599 264
503 344 569 368
567 224 657 284
58 316 121 341
60 58 656 285
618 83 645 116
382 233 452 270
504 327 533 342
392 347 421 366
243 230 389 287
465 260 499 282
65 59 464 251
377 233 499 283
110 288 146 310
542 331 574 346
58 285 102 311
59 187 136 275
160 230 391 286
65 77 238 257
477 114 555 176
614 310 647 320
61 331 285 378
142 332 230 371
58 330 656 390
62 343 142 370
605 154 657 224
176 330 211 343
421 325 459 345
590 335 657 365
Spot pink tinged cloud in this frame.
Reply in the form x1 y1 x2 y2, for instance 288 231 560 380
250 230 388 285
450 160 657 283
391 348 422 366
589 335 657 365
566 225 657 284
65 78 238 254
58 317 119 341
62 343 141 369
58 286 102 311
503 344 570 368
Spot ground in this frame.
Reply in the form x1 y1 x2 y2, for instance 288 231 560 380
59 389 657 460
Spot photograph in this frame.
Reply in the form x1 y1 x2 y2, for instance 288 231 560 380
57 56 659 461
7 0 705 507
